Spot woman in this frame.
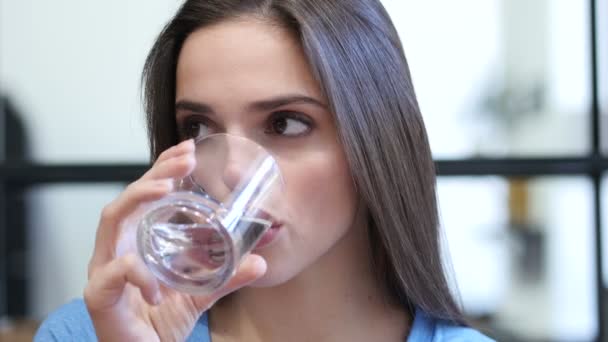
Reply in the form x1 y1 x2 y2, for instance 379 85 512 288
35 0 494 341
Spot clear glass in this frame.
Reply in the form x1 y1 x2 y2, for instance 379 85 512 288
133 134 285 295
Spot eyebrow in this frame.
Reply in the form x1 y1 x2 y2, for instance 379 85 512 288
247 95 327 112
175 94 327 115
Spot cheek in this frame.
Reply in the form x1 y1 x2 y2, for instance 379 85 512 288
282 149 357 239
249 148 358 287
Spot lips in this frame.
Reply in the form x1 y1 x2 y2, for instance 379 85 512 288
254 223 282 250
255 209 282 228
250 209 283 250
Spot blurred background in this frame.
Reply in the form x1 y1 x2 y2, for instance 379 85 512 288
0 0 606 341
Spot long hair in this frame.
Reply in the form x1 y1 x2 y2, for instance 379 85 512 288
142 0 465 324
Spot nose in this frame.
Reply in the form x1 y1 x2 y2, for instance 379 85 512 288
222 159 246 192
221 139 252 192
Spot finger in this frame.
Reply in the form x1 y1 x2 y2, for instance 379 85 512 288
140 153 196 182
89 179 173 275
192 254 267 310
155 139 195 164
85 253 161 312
104 178 174 227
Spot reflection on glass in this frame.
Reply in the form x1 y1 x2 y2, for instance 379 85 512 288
382 0 590 158
438 177 596 341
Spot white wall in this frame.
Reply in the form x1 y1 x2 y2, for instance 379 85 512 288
0 0 183 163
381 0 504 159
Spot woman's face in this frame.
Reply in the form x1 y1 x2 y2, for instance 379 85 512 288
175 18 361 286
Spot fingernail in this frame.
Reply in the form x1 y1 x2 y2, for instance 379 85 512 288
183 154 196 167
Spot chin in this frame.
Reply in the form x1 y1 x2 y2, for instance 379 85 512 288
247 264 296 288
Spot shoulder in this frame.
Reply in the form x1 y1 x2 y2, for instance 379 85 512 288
431 321 494 342
34 299 211 342
34 299 97 341
408 309 495 342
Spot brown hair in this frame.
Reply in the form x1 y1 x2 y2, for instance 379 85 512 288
143 0 464 324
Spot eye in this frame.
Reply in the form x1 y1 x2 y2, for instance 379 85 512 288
180 116 213 140
266 112 312 137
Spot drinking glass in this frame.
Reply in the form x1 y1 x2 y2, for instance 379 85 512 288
133 133 285 295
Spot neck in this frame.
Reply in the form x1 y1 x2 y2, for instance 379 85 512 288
209 221 411 342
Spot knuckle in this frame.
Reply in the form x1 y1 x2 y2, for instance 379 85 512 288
83 283 103 313
149 160 169 176
125 180 141 193
83 284 95 305
121 253 139 269
158 146 173 159
151 157 165 170
100 204 117 223
176 155 194 169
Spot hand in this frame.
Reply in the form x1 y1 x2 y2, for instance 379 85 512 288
83 139 267 342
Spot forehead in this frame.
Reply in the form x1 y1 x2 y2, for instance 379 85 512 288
175 18 324 106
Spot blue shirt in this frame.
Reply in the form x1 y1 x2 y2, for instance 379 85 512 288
34 299 494 341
